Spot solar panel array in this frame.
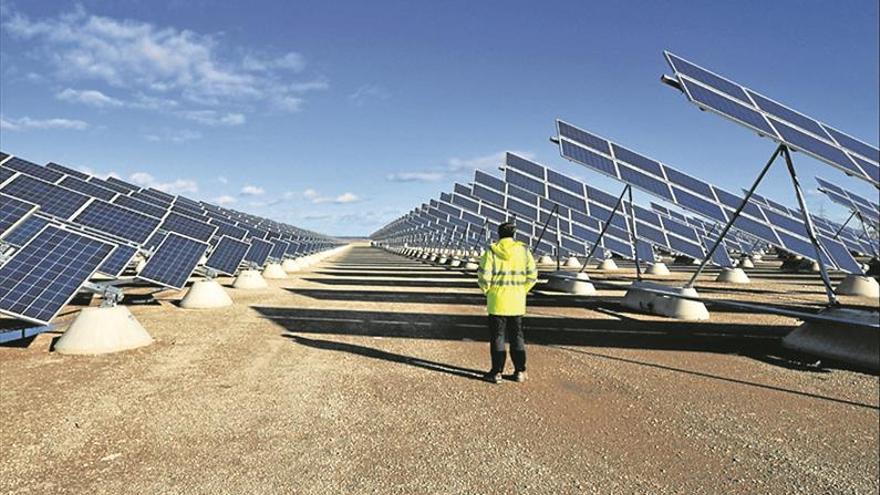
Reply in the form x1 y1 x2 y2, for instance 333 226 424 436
663 52 879 186
815 177 880 225
555 119 863 274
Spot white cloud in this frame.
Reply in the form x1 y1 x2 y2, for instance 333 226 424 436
241 185 265 196
385 151 534 183
303 188 319 200
334 192 360 204
2 6 326 122
300 188 362 204
214 195 236 205
217 176 228 184
56 88 123 107
0 115 89 131
129 171 198 194
177 110 245 126
143 128 202 143
385 171 445 183
349 84 390 106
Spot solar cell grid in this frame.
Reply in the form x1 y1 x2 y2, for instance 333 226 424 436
106 176 139 192
1 215 50 247
99 244 138 277
138 233 208 289
160 212 217 242
88 176 132 194
1 175 90 219
58 176 117 201
46 162 91 180
72 200 161 245
0 194 38 237
0 225 114 324
205 236 249 275
0 167 15 185
244 238 273 265
2 157 64 183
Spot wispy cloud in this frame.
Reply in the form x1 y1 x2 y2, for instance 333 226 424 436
2 5 329 123
129 172 198 194
56 88 123 107
240 185 265 196
143 128 202 143
0 115 89 131
349 84 390 106
302 188 362 204
177 110 246 126
213 195 236 205
386 171 445 182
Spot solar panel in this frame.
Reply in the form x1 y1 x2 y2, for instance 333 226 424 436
1 174 90 219
1 215 50 247
106 176 140 192
204 236 249 275
71 200 162 245
0 225 114 324
2 157 63 183
208 219 248 240
113 194 168 219
244 238 273 265
664 51 880 186
46 162 91 180
98 244 139 277
816 177 880 224
137 233 208 289
131 190 171 208
58 176 117 201
556 120 862 273
269 240 289 260
0 167 15 185
0 193 38 238
159 212 217 242
88 176 132 195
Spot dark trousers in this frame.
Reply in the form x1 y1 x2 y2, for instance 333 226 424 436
488 315 526 373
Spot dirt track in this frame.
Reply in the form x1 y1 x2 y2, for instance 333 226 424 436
1 245 878 494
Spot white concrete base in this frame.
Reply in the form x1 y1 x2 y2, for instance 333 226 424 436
180 280 233 309
782 308 879 372
463 260 480 271
233 269 268 289
437 256 448 264
804 261 821 273
282 258 305 273
597 259 618 271
739 256 755 269
564 256 582 268
835 275 880 298
546 272 595 295
645 262 670 276
55 306 153 355
537 255 554 265
716 267 751 284
449 258 462 268
622 282 709 320
262 263 287 279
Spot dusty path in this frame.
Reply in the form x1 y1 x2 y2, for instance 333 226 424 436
1 246 878 494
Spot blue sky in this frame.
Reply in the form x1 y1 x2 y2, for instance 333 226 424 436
1 0 877 236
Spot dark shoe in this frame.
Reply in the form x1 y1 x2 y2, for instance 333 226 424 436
483 371 502 384
513 371 527 383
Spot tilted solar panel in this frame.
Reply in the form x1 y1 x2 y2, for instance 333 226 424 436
244 238 273 266
46 162 91 180
664 52 879 186
113 194 168 219
0 225 114 324
72 200 162 245
269 240 289 261
137 233 208 289
106 176 140 192
159 212 217 242
99 244 139 277
1 215 50 247
2 157 63 183
1 174 90 219
88 176 132 195
205 236 249 276
0 193 38 238
58 176 117 201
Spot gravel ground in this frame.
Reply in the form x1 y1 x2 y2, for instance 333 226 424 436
1 244 878 494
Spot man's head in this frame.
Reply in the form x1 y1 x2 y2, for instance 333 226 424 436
498 221 516 239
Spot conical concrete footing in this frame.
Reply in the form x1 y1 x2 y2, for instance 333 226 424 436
282 258 302 273
597 259 618 271
463 260 480 271
622 282 709 320
546 272 595 295
233 269 268 289
782 308 879 372
564 256 582 268
537 255 554 265
262 263 287 279
739 257 755 269
55 306 153 355
449 258 462 267
645 263 670 276
180 280 233 309
835 275 880 298
716 267 750 284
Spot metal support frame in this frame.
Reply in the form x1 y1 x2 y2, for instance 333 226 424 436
578 184 630 274
531 204 559 255
82 281 125 307
625 186 643 281
555 210 563 271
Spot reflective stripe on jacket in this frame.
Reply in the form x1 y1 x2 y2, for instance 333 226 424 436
478 238 537 316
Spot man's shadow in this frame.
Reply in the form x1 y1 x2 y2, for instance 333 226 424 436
283 334 488 382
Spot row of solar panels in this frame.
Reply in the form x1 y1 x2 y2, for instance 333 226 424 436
0 152 341 325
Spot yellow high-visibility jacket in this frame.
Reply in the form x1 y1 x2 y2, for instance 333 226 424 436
478 238 538 316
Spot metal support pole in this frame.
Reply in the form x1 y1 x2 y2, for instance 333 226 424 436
782 146 839 305
625 186 642 281
853 212 879 258
579 184 630 273
686 144 785 288
532 204 559 253
555 210 562 271
832 210 858 240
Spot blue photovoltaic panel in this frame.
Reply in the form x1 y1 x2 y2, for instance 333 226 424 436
99 244 138 277
160 212 217 242
1 175 89 219
269 240 289 260
557 121 611 155
244 238 273 265
46 162 90 180
209 219 248 240
665 51 879 186
816 176 880 223
0 167 15 184
89 176 132 195
138 233 208 289
2 215 50 247
145 231 166 250
113 195 168 218
818 235 863 274
2 157 63 183
142 188 175 203
72 200 161 245
106 176 139 192
131 190 171 208
0 225 114 324
635 240 654 262
205 236 249 275
58 176 117 201
0 193 38 237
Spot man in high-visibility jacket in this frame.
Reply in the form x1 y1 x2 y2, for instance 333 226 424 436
478 221 538 383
